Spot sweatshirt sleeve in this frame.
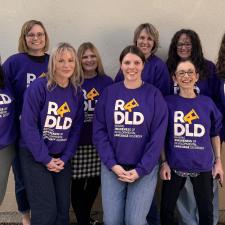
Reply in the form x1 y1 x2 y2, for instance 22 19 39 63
93 89 117 169
20 81 52 165
135 90 168 176
2 58 12 82
61 91 84 163
154 61 170 96
210 99 222 137
114 69 124 83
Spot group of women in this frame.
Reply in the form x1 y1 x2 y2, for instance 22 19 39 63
0 19 224 225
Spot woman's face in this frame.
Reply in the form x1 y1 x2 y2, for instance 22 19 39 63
25 24 46 55
173 61 199 90
121 53 144 83
136 29 154 59
81 49 98 75
176 33 192 59
54 49 76 86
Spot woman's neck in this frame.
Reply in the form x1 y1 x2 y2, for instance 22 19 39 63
27 50 45 57
55 78 69 88
124 79 143 89
84 71 97 79
179 88 196 98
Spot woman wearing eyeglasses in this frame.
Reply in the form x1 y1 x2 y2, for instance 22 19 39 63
160 59 224 225
166 29 220 225
2 19 50 225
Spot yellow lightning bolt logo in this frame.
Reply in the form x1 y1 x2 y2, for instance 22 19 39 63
57 102 70 117
123 98 139 112
39 72 46 77
86 88 99 100
183 109 199 124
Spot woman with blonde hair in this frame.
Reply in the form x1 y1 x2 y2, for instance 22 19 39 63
115 23 170 96
71 42 112 225
19 42 84 225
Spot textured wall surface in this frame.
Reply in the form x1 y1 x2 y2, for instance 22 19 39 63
0 0 225 78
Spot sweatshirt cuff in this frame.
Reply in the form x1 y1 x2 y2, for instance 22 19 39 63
106 159 117 171
61 154 69 164
41 155 52 166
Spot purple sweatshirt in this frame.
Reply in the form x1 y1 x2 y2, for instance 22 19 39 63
0 87 16 149
79 74 113 145
165 94 222 172
2 53 49 118
93 81 168 176
20 77 84 165
114 54 170 96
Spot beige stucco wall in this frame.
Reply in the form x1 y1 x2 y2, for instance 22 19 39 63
0 0 225 78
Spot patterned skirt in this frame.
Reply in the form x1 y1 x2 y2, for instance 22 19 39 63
71 145 101 179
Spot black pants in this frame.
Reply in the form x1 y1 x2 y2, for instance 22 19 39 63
71 177 101 225
20 148 71 225
160 170 213 225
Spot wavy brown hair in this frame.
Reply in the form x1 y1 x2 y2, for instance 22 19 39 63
216 33 225 79
167 29 208 80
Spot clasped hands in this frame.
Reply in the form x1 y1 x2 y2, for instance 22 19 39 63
112 165 139 183
46 158 65 173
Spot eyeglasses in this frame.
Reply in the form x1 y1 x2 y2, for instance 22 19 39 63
26 32 45 39
177 42 192 49
175 70 195 77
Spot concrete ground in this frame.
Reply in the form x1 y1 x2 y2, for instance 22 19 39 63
0 170 224 224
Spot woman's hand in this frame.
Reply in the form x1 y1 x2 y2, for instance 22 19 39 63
119 169 139 183
160 161 171 180
112 165 139 183
111 165 128 177
46 158 64 173
212 159 224 184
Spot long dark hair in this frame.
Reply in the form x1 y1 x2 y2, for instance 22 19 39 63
0 65 4 88
167 29 208 79
216 33 225 79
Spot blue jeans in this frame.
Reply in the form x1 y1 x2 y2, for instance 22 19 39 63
20 148 71 225
12 143 30 213
101 164 158 225
176 177 218 225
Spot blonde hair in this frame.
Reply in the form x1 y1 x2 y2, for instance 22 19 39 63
133 23 159 54
18 20 49 53
77 42 105 75
47 42 83 90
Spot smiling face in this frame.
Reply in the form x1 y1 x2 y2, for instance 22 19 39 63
121 52 144 85
136 29 154 59
54 49 76 87
81 48 98 77
25 24 46 56
177 33 192 59
173 61 199 92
